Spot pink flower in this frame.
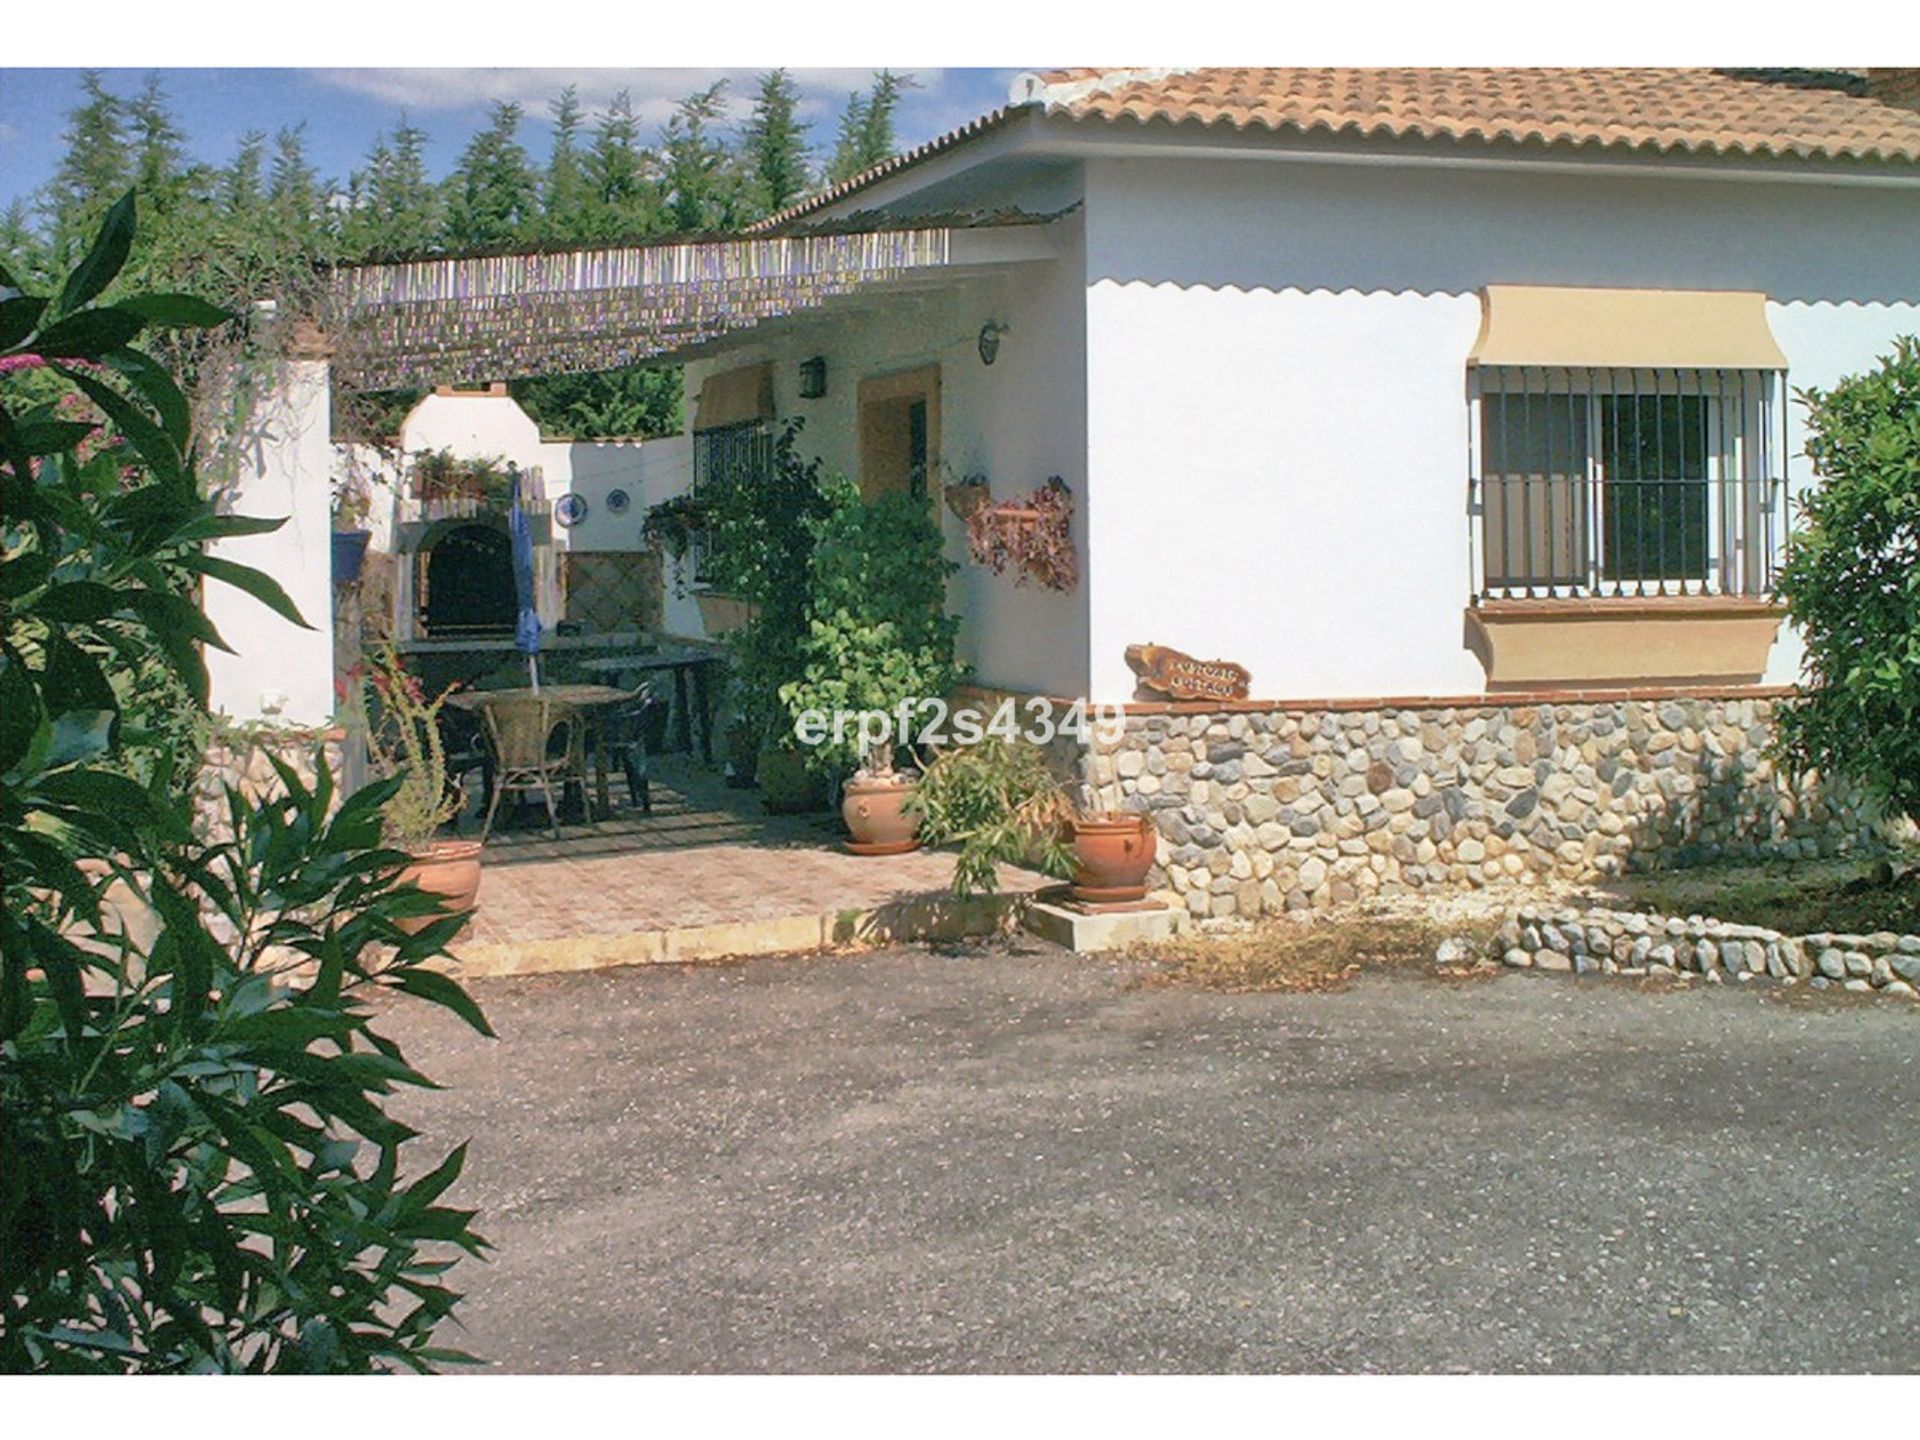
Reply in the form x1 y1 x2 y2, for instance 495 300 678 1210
0 353 48 375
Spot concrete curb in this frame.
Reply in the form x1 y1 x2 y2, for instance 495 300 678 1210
440 891 1032 979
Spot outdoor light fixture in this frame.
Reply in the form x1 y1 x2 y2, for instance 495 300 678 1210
977 321 1009 366
799 355 828 397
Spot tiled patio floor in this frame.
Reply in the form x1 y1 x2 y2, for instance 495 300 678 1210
449 758 1045 974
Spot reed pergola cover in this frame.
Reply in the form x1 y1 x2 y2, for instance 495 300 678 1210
327 216 1055 391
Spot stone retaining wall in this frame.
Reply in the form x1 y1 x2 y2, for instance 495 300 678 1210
1088 697 1887 920
1484 903 1920 1000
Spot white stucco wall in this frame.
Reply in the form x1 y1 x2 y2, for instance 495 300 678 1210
205 358 336 726
681 212 1091 696
1081 156 1920 703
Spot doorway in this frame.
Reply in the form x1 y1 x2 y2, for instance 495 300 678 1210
858 366 941 502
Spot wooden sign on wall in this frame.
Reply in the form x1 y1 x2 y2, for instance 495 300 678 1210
1125 643 1252 702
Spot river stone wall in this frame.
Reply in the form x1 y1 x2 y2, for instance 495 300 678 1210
1477 903 1920 1000
1087 697 1887 920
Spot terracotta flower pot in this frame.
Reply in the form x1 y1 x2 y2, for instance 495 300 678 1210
843 774 921 856
394 838 484 934
1070 813 1157 903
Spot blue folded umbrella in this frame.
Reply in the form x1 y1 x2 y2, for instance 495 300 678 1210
508 466 541 690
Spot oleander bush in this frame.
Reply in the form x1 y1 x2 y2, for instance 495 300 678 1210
2 192 490 1373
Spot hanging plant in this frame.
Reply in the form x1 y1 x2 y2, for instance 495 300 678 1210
965 477 1078 592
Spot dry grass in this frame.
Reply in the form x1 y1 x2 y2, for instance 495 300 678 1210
1134 912 1500 994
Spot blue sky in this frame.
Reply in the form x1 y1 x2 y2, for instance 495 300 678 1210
0 68 1029 213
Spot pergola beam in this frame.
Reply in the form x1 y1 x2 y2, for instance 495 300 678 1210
326 217 1060 390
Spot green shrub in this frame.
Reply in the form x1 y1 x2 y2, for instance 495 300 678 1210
780 478 961 775
2 193 490 1372
908 739 1074 896
1774 337 1920 827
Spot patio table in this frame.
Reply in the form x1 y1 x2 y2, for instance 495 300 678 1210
580 650 723 764
448 683 637 819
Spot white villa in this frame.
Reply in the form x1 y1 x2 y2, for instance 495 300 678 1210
208 67 1920 912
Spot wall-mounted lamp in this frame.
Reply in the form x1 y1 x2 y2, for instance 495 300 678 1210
799 355 828 398
977 320 1010 366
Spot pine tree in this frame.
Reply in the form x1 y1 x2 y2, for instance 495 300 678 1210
385 119 438 253
582 90 658 242
741 68 810 219
541 84 591 241
0 199 50 288
660 82 741 235
347 119 438 258
269 124 322 237
443 100 538 250
826 90 869 186
128 74 188 208
45 70 130 264
826 70 916 185
222 130 268 215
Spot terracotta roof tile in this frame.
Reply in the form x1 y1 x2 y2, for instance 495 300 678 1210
753 67 1920 233
1038 66 1920 165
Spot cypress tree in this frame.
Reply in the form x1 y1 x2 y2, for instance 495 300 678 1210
660 82 740 235
541 85 590 241
742 68 810 219
45 70 130 263
443 100 538 250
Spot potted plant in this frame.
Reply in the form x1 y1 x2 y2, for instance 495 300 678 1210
357 645 482 932
908 738 1076 894
780 478 963 853
331 470 373 585
409 448 514 506
910 739 1159 902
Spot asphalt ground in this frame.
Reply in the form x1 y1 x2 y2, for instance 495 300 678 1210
386 940 1919 1373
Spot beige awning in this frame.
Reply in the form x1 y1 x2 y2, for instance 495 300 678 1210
693 362 775 431
1468 285 1788 370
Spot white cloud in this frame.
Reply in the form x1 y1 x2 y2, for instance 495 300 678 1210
311 68 955 132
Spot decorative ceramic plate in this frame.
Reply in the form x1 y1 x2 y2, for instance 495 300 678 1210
554 493 588 527
605 487 631 515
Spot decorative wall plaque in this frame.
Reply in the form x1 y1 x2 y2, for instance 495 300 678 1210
1125 643 1251 702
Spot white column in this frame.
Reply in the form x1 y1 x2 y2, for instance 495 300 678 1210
204 353 337 727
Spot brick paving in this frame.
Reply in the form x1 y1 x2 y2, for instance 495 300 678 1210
454 758 1042 955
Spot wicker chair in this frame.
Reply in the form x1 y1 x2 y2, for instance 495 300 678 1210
479 695 579 841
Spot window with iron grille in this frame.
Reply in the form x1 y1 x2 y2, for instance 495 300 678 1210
1470 367 1787 600
689 420 774 587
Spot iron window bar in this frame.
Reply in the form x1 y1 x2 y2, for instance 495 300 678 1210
689 421 775 587
1468 365 1786 603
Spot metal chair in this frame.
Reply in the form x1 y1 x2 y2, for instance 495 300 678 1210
596 686 665 815
479 695 580 841
439 705 496 832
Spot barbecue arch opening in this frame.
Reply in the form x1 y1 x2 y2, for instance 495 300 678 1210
419 522 516 638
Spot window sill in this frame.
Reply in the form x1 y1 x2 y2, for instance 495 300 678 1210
1466 596 1784 689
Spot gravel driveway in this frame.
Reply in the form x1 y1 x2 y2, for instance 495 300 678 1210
388 941 1918 1373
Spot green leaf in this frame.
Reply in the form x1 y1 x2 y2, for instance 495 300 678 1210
101 347 191 449
0 294 48 349
53 190 135 318
35 308 145 358
0 650 44 775
31 579 123 624
116 293 233 329
56 365 185 492
384 967 493 1037
177 552 312 630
